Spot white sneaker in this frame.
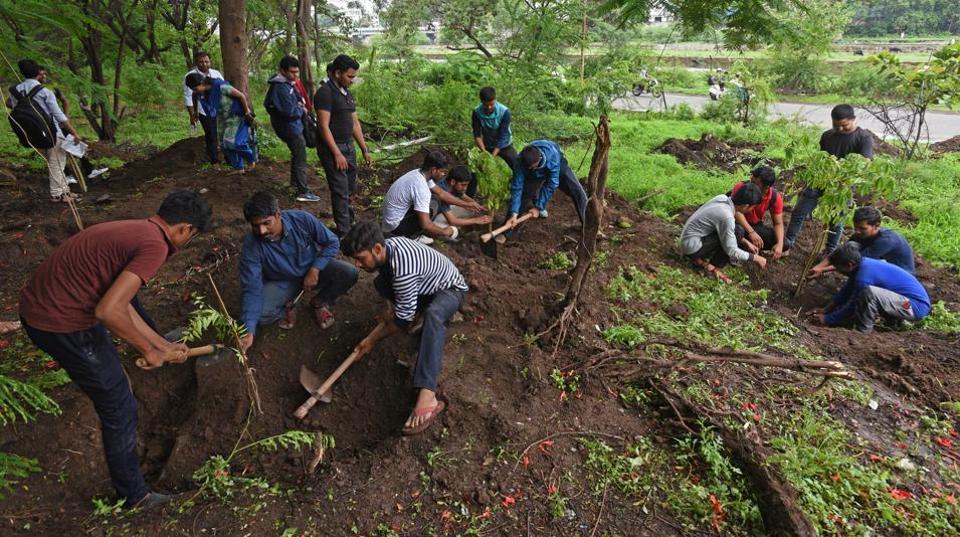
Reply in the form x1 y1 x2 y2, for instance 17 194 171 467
89 168 109 178
416 235 434 245
66 175 77 185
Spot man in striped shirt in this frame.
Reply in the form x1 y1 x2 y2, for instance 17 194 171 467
341 220 468 435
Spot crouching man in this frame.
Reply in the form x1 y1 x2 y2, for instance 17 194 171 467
239 191 358 352
813 242 930 333
340 220 468 435
19 191 212 509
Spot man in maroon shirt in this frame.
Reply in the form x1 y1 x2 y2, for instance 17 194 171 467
731 165 785 260
19 191 212 509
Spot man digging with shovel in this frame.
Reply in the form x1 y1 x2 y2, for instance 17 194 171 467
238 191 359 353
340 220 467 435
18 191 212 510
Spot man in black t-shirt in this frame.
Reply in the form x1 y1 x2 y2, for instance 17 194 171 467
314 54 371 236
785 104 875 254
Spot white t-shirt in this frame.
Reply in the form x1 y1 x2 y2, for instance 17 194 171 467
382 169 436 232
183 67 224 116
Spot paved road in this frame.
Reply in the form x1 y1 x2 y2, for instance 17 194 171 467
613 93 959 143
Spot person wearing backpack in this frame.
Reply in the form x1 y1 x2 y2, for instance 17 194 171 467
265 55 319 202
7 59 83 203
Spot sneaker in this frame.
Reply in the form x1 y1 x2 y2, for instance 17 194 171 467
66 174 77 185
416 235 434 245
89 167 109 179
296 191 321 202
540 209 548 218
128 491 173 510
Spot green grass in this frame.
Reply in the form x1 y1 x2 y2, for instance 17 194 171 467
887 155 960 270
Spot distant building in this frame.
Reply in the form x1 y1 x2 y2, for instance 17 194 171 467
648 6 674 25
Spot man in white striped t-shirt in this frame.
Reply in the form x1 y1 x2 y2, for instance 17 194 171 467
341 220 468 435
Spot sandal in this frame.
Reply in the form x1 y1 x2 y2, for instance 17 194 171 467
313 305 335 330
401 397 447 436
705 264 734 284
278 304 297 330
51 192 80 203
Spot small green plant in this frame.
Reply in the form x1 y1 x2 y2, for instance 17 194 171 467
192 430 319 508
182 294 249 344
619 385 651 408
602 324 645 347
91 496 126 516
921 301 960 335
549 368 580 396
540 252 573 270
0 453 40 495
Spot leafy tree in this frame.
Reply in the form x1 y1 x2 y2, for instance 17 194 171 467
765 0 852 93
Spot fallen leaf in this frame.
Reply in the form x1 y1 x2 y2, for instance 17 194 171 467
890 488 912 501
500 495 515 509
935 436 953 448
547 484 557 495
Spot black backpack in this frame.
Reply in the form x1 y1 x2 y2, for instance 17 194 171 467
8 84 57 150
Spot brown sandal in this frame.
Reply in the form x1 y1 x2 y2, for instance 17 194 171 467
401 398 447 436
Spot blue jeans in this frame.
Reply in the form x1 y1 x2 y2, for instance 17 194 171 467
785 187 844 253
414 288 466 392
258 259 358 325
23 315 151 505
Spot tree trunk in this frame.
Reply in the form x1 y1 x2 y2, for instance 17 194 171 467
218 0 250 96
296 0 314 96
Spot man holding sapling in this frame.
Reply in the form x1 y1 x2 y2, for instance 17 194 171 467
340 220 467 435
381 151 484 244
812 242 929 333
472 86 519 181
785 104 875 254
238 191 358 352
731 165 785 260
679 183 768 283
505 140 588 228
807 206 915 278
431 165 492 229
19 191 212 509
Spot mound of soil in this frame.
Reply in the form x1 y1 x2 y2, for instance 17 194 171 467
931 135 960 154
656 133 767 172
869 131 903 157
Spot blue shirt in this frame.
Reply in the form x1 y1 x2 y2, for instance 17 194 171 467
825 257 931 326
10 78 68 137
239 210 339 334
472 102 512 149
509 140 564 215
850 228 914 274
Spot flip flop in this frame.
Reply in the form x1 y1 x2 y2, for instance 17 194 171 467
401 397 447 436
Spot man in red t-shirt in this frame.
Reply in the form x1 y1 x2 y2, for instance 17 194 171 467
730 165 785 259
19 191 212 510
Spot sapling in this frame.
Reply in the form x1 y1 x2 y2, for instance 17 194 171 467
468 147 512 229
784 137 897 296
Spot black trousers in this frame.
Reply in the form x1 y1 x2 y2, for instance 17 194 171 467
516 157 588 224
318 141 358 235
734 223 777 251
21 296 157 506
199 114 219 164
389 208 423 238
687 232 730 268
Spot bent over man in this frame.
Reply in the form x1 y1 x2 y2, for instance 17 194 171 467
19 191 212 509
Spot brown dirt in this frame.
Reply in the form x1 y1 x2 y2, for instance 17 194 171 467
2 136 960 535
656 133 769 172
931 135 960 154
869 131 903 158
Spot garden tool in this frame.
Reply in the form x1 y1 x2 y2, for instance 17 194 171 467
294 349 361 420
479 212 536 258
135 343 223 369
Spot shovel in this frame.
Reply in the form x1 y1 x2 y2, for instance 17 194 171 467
479 212 536 258
135 343 223 369
294 348 362 420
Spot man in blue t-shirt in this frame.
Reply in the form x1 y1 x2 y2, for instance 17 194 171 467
472 86 518 187
807 206 915 279
812 242 929 333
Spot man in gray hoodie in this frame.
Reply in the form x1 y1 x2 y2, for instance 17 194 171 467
680 183 768 282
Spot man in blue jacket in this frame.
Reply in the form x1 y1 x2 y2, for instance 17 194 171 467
472 86 518 187
808 206 915 278
238 191 358 352
505 140 588 228
814 242 930 333
265 56 319 202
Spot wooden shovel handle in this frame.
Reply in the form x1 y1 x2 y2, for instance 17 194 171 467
135 344 218 369
480 212 535 243
294 349 362 420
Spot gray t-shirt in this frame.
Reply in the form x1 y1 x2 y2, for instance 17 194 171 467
679 194 752 263
382 169 436 232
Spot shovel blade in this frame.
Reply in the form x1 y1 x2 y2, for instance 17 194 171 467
298 365 333 403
